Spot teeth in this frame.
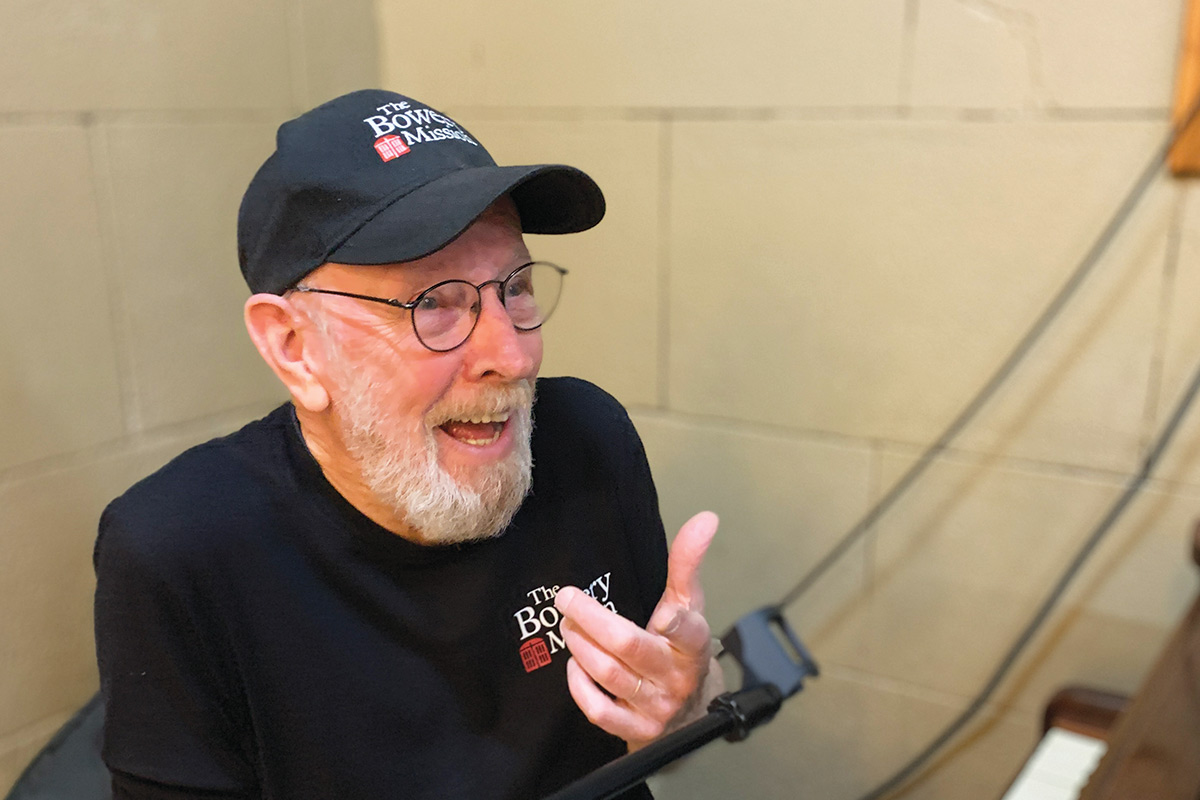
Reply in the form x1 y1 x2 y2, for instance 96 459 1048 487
459 434 501 445
454 412 511 425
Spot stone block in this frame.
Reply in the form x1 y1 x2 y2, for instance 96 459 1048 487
667 119 1166 472
377 0 906 109
0 1 292 112
631 413 873 637
102 121 288 430
0 126 124 470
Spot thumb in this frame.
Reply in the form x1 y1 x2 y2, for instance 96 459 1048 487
663 511 718 610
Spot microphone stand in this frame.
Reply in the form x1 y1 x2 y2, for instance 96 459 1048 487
543 607 819 800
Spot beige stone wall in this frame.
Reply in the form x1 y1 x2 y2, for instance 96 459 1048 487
380 1 1199 798
0 2 377 791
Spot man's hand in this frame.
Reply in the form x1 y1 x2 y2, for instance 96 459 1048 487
554 511 723 750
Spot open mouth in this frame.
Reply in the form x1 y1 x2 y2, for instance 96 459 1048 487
436 412 511 446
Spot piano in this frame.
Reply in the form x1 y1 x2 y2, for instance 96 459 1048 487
1002 522 1200 800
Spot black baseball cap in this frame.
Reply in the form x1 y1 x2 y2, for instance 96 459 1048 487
237 89 605 294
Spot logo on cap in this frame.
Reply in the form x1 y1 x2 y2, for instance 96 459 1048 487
374 135 410 162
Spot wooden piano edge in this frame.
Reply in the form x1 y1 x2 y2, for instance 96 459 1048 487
1000 519 1200 799
1045 517 1200 743
1042 686 1129 741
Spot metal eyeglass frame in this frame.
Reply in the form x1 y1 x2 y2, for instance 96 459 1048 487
290 260 567 353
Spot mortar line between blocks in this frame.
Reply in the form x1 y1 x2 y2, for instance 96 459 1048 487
897 0 920 112
656 115 673 409
84 118 142 435
864 439 885 588
0 398 285 490
1140 185 1187 455
625 405 1187 489
284 0 310 110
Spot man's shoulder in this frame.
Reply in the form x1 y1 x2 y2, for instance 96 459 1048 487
534 376 633 437
532 377 646 481
98 404 295 563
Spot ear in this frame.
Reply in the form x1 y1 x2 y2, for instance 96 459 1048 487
244 293 331 413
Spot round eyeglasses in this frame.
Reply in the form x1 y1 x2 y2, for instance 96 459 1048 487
292 261 567 353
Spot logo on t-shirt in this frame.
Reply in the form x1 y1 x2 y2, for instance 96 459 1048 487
519 638 553 672
511 572 616 673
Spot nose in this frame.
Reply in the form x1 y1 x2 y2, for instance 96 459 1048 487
461 285 540 380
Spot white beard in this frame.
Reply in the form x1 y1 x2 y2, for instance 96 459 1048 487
329 364 534 546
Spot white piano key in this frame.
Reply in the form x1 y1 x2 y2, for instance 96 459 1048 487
1001 727 1108 800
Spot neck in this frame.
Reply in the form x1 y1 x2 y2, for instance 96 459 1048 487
293 404 428 543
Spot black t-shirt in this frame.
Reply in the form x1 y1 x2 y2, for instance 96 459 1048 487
94 377 667 800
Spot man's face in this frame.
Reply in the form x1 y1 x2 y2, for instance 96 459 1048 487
300 199 543 543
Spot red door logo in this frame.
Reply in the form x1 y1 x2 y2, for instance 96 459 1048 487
519 638 552 673
374 135 410 162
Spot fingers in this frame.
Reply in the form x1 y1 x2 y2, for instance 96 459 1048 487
555 587 671 675
663 511 718 611
555 511 718 749
556 586 708 711
557 616 644 702
564 658 664 745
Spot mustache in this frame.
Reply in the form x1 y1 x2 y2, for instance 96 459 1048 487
425 380 535 427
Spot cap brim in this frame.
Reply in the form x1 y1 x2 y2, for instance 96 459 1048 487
325 164 604 265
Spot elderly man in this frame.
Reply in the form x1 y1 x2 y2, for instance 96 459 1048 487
94 89 722 800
